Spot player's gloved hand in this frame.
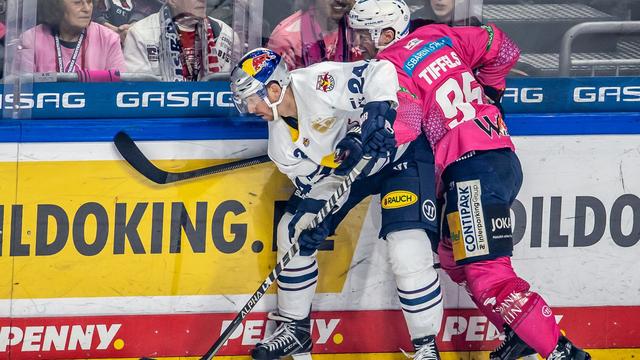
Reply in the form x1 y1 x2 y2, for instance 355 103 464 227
334 125 363 176
483 85 505 119
297 220 331 256
288 198 328 256
361 101 397 159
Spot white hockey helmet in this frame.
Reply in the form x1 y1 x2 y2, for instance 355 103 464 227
230 48 291 118
348 0 411 49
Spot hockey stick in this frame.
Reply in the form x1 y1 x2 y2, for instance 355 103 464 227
197 156 372 360
114 131 271 184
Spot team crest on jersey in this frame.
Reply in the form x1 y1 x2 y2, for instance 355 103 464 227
404 38 424 50
316 73 335 92
312 117 337 134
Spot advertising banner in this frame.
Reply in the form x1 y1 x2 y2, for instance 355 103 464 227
1 77 638 119
0 133 638 358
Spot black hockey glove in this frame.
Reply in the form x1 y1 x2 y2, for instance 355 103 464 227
334 125 363 176
297 221 331 256
361 101 397 160
483 85 505 119
288 198 331 256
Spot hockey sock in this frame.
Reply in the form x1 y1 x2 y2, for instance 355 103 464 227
388 229 443 339
466 257 560 357
276 212 318 320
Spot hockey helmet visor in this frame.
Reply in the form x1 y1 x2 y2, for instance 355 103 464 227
230 48 291 114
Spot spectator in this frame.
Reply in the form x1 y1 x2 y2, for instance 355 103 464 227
409 0 481 28
16 0 126 73
123 0 234 81
267 0 360 70
206 0 232 28
93 0 162 44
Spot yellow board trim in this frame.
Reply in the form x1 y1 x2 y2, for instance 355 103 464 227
106 349 640 359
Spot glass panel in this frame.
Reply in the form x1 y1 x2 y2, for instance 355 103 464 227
264 0 361 70
3 0 246 83
408 0 482 26
3 0 37 119
483 0 640 77
120 0 238 81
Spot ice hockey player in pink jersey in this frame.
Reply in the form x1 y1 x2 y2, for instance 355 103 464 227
349 1 592 359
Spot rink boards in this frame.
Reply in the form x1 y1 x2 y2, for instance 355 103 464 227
0 113 637 359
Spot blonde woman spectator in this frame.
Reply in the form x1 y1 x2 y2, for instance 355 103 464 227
123 0 234 81
267 0 361 70
17 0 126 73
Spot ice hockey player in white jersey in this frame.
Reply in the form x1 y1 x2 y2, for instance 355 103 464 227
230 48 443 360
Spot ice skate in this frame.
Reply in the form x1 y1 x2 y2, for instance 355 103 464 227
490 324 537 360
547 336 591 360
251 312 312 360
402 335 441 360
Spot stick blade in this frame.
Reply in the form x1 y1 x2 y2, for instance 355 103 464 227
114 131 169 184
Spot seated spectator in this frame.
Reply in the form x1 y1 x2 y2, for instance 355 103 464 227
94 0 162 44
267 0 360 70
206 0 232 28
16 0 126 74
409 0 481 28
123 0 234 81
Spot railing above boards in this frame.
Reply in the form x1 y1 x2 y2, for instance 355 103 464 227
560 21 640 76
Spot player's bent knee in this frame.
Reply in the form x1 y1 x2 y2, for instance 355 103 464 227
387 229 436 276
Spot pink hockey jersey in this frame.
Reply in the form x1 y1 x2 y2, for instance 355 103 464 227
376 24 519 192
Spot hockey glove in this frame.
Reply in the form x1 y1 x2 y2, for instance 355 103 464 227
288 198 329 256
361 101 397 160
334 125 363 176
297 220 331 256
483 85 505 119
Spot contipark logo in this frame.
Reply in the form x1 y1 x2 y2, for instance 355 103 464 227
454 180 488 258
381 191 417 209
0 324 122 352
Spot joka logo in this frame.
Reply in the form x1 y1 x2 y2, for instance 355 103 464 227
382 191 417 209
491 217 511 232
0 324 122 352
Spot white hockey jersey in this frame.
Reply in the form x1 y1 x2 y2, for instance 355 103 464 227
268 59 401 202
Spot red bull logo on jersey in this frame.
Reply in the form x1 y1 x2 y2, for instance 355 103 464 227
316 73 335 92
241 52 276 77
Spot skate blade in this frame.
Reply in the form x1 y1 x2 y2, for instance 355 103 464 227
290 352 312 360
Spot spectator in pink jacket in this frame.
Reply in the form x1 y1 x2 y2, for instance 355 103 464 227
16 0 126 75
267 0 362 70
